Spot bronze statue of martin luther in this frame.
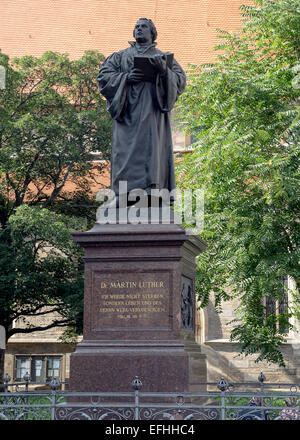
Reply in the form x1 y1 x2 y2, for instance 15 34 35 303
97 18 186 208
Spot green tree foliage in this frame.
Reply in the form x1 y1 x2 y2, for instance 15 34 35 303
0 50 111 376
0 206 84 340
176 0 300 366
0 50 111 225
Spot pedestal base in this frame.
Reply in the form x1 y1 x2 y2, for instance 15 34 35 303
69 222 205 393
69 340 188 392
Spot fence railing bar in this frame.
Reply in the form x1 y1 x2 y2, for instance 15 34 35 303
1 373 299 421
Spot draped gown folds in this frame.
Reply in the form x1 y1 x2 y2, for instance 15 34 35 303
97 41 186 196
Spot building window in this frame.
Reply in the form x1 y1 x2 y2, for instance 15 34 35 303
263 277 290 334
47 357 61 380
31 356 45 382
15 357 30 381
15 355 61 382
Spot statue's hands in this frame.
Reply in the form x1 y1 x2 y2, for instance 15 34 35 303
149 55 167 76
127 68 145 84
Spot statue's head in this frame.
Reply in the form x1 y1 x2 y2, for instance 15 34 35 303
133 18 157 43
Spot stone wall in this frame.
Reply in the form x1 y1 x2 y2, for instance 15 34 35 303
5 309 78 383
197 294 300 384
5 342 75 384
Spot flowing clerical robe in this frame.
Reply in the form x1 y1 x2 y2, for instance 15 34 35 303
97 41 186 196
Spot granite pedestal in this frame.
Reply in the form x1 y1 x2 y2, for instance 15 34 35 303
69 220 205 392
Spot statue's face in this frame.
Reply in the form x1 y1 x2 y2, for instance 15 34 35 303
134 20 152 44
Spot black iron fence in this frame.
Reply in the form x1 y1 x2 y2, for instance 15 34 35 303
0 373 299 420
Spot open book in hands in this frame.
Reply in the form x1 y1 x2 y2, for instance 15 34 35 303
134 53 174 82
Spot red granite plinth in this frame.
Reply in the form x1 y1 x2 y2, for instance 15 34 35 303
69 222 190 392
69 342 188 392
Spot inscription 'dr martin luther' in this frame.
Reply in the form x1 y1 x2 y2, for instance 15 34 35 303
92 272 171 329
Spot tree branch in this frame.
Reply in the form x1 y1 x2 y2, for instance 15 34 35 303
7 318 71 340
12 304 65 320
42 162 75 208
